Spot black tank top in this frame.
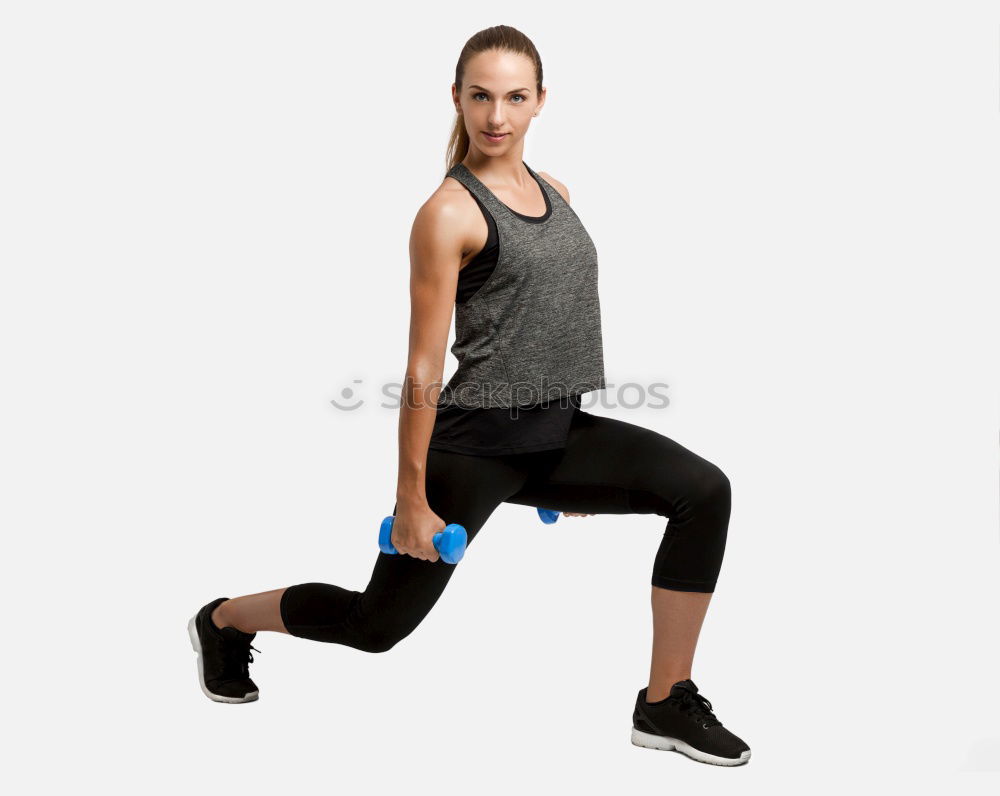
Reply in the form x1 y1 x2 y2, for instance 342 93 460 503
428 165 583 455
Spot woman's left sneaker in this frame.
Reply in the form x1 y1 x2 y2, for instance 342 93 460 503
631 679 751 766
188 597 261 703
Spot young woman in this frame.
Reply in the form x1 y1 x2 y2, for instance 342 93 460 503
188 25 751 767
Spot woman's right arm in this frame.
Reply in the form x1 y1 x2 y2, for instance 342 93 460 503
392 191 467 562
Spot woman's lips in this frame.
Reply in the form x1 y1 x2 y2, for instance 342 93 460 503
483 132 508 142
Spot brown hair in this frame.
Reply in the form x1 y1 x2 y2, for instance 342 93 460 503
445 25 544 173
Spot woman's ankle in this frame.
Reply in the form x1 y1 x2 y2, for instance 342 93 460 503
647 673 692 702
210 600 232 631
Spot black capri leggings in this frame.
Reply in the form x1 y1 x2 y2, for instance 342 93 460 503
279 409 732 651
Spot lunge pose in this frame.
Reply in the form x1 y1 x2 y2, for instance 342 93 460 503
189 25 751 767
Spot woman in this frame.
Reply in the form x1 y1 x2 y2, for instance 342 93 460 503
188 25 751 767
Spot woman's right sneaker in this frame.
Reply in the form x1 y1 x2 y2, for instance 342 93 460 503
631 679 751 766
188 597 261 703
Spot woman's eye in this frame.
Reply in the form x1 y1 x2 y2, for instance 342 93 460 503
472 92 527 103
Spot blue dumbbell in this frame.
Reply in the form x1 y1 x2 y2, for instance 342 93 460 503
537 507 560 524
379 515 468 564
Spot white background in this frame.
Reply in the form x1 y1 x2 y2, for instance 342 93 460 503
2 1 998 793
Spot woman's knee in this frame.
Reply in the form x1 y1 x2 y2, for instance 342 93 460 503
691 462 731 507
355 630 402 654
351 597 430 653
688 463 732 531
293 613 418 652
280 583 426 652
664 460 731 528
651 463 732 588
356 621 418 653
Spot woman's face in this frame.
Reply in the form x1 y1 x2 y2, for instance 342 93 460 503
454 49 545 155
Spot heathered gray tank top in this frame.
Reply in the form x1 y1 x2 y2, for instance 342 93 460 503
437 161 607 409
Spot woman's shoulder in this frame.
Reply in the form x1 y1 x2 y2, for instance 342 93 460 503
417 168 480 222
409 171 482 252
536 170 571 205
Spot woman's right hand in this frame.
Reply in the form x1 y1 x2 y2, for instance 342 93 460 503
391 502 447 562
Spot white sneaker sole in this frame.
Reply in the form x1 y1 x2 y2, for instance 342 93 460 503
188 614 259 704
631 727 750 766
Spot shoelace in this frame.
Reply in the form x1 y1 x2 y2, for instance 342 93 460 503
676 689 722 728
218 640 261 683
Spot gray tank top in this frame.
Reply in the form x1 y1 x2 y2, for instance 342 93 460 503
437 161 606 409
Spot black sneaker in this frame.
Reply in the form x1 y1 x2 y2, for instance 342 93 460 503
631 679 751 766
188 597 261 703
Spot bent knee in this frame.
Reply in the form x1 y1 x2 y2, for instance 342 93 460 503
690 463 731 507
356 630 402 653
357 624 418 653
359 637 398 653
709 465 731 499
